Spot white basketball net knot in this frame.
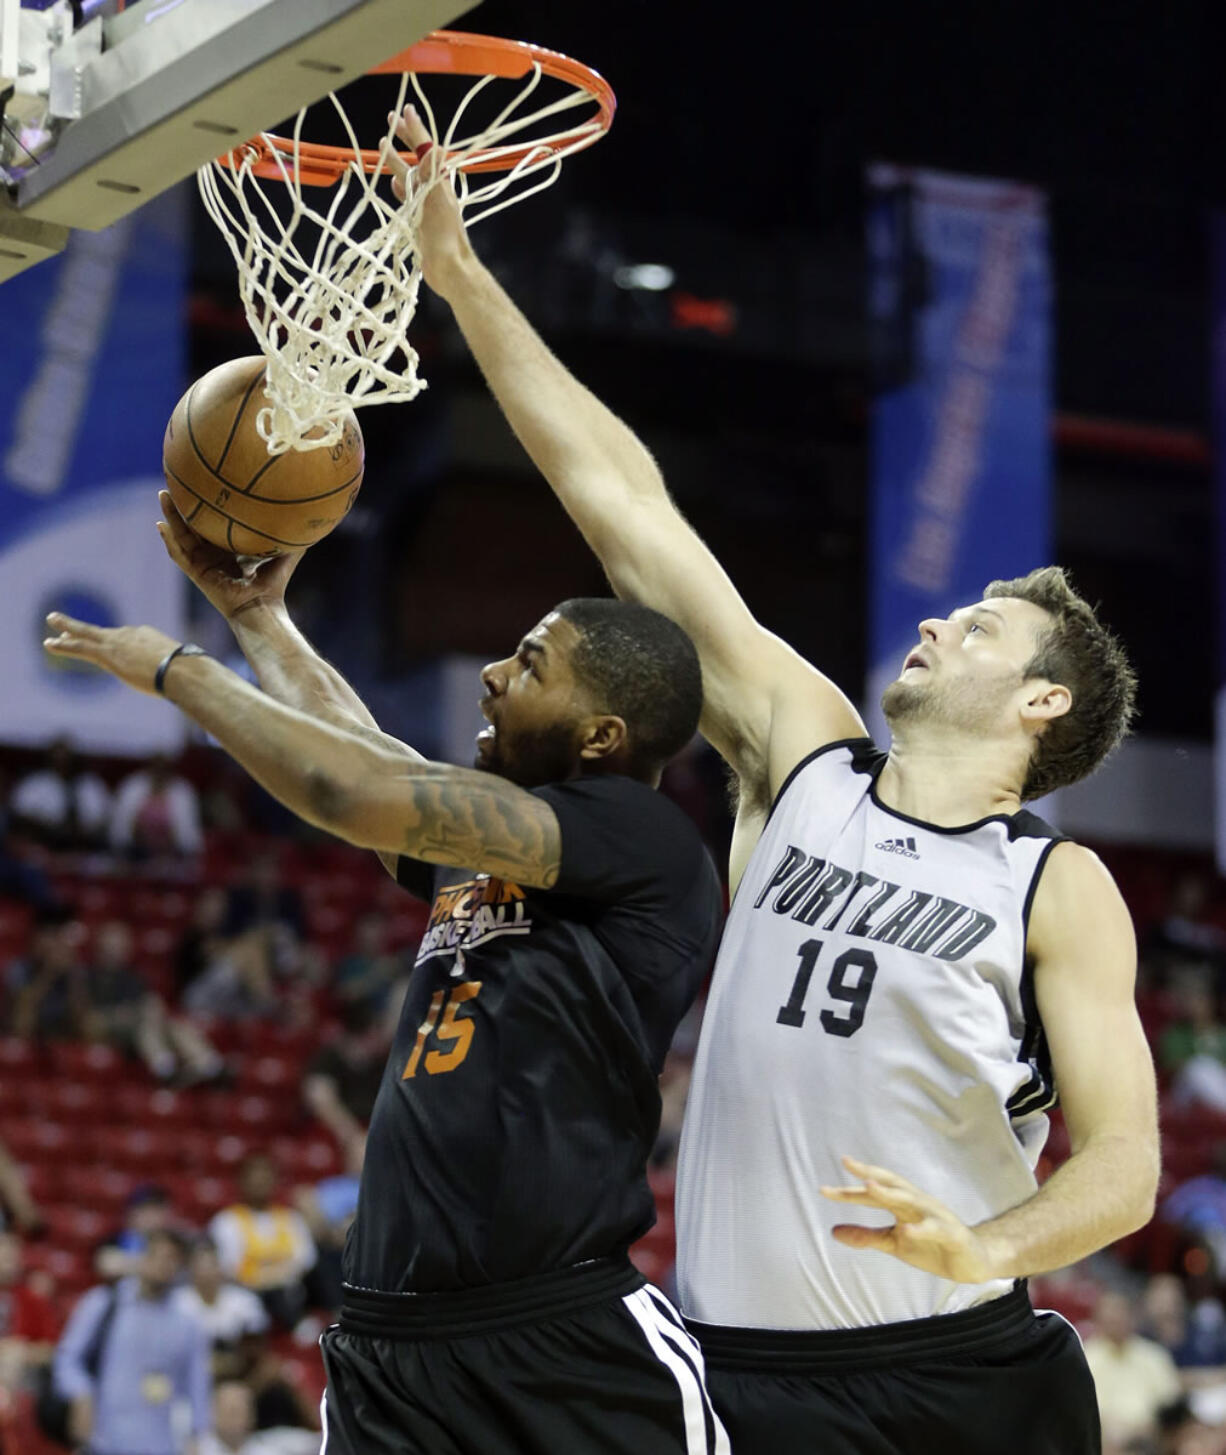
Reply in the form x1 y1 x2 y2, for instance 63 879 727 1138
197 62 605 456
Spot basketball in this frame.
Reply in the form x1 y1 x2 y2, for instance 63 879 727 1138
162 356 364 557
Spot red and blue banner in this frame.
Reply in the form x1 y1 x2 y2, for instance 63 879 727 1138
865 166 1052 740
0 190 188 753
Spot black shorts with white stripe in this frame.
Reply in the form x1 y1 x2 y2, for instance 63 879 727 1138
687 1283 1098 1455
320 1258 729 1455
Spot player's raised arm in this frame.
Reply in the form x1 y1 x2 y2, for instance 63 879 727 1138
43 615 561 890
393 108 865 795
156 491 420 878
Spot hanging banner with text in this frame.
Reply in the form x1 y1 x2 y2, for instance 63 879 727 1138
0 191 187 754
865 166 1052 742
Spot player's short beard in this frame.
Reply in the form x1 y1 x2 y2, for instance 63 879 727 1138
881 672 1016 735
475 718 580 789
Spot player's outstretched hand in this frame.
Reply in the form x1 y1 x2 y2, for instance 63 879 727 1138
44 613 179 696
385 103 473 298
820 1155 996 1284
157 490 303 624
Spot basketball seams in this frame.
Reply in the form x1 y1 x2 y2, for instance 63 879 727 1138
163 462 318 550
184 383 242 495
218 365 267 478
242 450 279 497
240 464 364 507
162 459 350 549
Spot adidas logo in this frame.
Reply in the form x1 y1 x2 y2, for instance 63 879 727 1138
875 836 920 859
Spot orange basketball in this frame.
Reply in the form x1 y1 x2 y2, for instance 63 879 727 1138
162 356 364 556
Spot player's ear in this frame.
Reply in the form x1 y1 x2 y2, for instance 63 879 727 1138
578 715 628 761
1020 680 1071 728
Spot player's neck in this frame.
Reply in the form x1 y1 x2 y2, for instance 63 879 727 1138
878 732 1023 827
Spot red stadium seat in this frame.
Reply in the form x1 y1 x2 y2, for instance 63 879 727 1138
0 1036 39 1076
42 1205 110 1250
20 1161 62 1203
47 1042 124 1084
243 1054 301 1095
269 1134 340 1179
177 1130 223 1172
43 1081 109 1125
110 1086 200 1131
24 1244 93 1291
93 1125 183 1174
72 883 121 918
190 1175 238 1222
0 1077 28 1118
73 1165 139 1213
212 1133 257 1169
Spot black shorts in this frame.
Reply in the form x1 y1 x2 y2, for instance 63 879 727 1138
320 1258 728 1455
687 1284 1099 1455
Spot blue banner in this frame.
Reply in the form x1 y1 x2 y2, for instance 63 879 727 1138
866 166 1051 742
0 189 188 753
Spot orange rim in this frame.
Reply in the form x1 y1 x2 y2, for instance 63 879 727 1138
222 30 616 187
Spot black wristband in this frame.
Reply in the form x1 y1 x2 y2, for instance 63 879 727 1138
154 642 209 695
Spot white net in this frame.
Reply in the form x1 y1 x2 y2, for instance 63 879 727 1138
197 57 607 456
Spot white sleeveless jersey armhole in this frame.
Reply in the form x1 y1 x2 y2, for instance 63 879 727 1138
675 738 1062 1331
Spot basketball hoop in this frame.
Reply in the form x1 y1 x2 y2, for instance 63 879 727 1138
196 31 615 456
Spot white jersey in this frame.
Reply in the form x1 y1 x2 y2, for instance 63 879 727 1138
676 739 1062 1331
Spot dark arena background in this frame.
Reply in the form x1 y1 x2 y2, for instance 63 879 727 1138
0 2 1223 1452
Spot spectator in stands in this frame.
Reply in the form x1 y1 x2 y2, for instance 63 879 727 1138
0 1230 57 1396
111 754 203 861
1084 1289 1184 1447
293 1131 365 1314
95 1184 176 1282
54 1227 211 1455
223 853 304 945
8 736 112 853
302 1002 387 1144
174 1238 269 1384
1161 1148 1226 1280
1142 1273 1226 1373
6 902 86 1040
182 927 281 1023
1153 1396 1221 1455
208 1155 316 1332
200 1380 320 1455
330 910 401 1018
213 854 320 1014
176 1239 315 1436
176 887 235 1002
0 1138 44 1235
1150 874 1226 983
0 769 54 907
84 919 226 1085
1162 971 1226 1113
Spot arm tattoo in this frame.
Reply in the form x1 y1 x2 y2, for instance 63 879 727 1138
338 725 426 880
400 770 561 889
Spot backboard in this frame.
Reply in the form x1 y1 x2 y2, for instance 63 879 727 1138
0 0 475 282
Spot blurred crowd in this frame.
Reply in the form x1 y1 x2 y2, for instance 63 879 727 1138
6 734 1226 1451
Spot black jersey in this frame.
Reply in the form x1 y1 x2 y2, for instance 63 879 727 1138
345 773 722 1294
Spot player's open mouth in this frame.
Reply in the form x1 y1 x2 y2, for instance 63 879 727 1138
903 651 929 671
